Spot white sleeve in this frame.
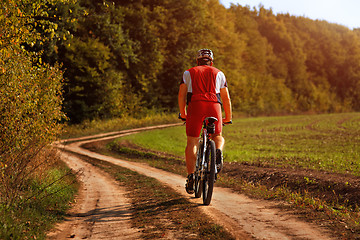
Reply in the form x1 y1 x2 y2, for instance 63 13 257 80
216 71 227 91
182 71 192 92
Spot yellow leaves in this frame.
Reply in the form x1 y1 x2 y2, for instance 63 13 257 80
0 162 7 177
17 8 22 17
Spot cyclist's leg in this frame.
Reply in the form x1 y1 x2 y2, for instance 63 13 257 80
198 101 224 172
212 134 224 150
186 101 203 174
185 136 199 174
185 137 199 194
212 134 224 172
185 102 203 194
209 102 224 173
207 102 225 155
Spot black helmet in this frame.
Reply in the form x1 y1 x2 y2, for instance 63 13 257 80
196 49 214 61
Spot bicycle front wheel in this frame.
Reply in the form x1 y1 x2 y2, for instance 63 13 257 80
202 140 216 205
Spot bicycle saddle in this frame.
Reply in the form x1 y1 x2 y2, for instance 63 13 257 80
205 117 218 124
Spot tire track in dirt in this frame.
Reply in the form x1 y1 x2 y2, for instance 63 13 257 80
53 124 334 240
47 151 141 240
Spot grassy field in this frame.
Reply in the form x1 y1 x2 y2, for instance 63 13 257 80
87 112 360 238
116 112 360 176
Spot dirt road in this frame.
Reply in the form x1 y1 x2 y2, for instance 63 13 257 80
50 124 333 240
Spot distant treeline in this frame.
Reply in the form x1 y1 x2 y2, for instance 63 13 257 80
5 0 360 124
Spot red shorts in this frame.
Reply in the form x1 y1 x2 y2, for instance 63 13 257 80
186 101 222 137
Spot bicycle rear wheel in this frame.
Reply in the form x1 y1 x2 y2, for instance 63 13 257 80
194 142 203 198
194 174 202 198
202 140 216 205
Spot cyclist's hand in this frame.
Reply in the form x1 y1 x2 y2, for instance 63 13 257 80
178 113 187 121
223 119 232 125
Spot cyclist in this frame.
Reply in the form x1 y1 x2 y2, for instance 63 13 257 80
178 48 232 194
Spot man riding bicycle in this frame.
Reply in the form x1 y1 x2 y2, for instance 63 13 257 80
178 48 232 194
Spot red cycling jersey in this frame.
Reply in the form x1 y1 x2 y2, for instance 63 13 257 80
181 65 227 137
182 65 227 104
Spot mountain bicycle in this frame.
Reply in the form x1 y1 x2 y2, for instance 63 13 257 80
195 116 218 205
179 114 231 205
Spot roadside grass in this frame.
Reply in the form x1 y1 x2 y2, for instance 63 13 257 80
100 112 360 238
0 160 78 240
62 112 179 139
104 143 187 177
79 154 235 239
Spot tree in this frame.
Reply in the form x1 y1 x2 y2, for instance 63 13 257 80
58 0 142 122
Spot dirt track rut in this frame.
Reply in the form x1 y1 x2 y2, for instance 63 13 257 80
50 124 333 240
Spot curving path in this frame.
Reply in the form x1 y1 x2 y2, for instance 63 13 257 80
49 124 334 240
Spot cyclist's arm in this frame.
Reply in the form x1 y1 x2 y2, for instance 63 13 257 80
220 87 232 122
178 83 187 119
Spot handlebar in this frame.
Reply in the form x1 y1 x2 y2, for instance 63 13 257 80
223 120 232 125
178 113 186 121
179 113 232 125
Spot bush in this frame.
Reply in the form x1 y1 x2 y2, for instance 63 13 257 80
0 0 66 205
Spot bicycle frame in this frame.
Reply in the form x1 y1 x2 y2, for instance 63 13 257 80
193 117 218 204
197 118 217 181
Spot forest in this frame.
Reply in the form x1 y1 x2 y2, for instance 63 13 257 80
2 0 360 125
3 0 360 124
54 0 360 123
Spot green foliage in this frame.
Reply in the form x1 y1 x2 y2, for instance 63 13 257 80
4 0 360 124
57 0 142 123
0 0 67 205
41 0 360 123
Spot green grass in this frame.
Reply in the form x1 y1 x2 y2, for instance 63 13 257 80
117 112 360 176
0 163 78 240
114 125 187 156
62 112 179 139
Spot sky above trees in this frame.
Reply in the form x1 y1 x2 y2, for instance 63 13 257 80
220 0 360 29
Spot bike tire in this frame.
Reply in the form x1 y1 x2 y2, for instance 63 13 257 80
202 140 216 205
194 175 202 198
194 142 204 198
